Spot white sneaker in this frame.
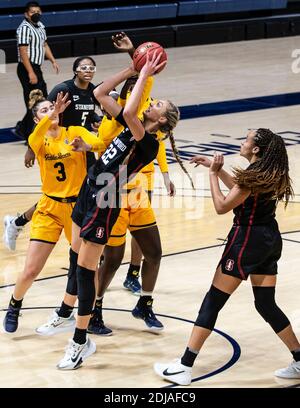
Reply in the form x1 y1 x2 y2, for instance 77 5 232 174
36 310 76 336
57 338 96 370
274 360 300 379
3 215 23 251
153 359 192 386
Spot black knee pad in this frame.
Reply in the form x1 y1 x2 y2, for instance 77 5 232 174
195 285 230 330
66 248 78 296
253 286 290 333
77 265 95 316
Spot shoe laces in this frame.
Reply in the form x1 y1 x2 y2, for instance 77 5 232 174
65 340 84 359
7 221 23 239
291 360 300 372
46 313 61 327
141 302 156 319
91 308 104 325
7 308 21 321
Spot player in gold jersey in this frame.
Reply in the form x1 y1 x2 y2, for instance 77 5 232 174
3 90 104 333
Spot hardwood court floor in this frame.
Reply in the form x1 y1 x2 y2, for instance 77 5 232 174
0 37 300 388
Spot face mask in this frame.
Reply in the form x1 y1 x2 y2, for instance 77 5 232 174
31 13 41 23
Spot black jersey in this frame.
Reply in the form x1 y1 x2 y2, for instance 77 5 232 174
48 79 100 131
88 109 159 190
233 193 276 226
233 164 277 226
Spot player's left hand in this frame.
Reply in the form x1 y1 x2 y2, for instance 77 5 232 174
91 121 101 132
209 153 224 173
70 137 92 152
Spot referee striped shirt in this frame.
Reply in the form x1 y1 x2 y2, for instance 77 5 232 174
16 19 47 66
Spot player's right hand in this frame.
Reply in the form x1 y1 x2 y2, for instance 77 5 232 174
112 32 134 54
190 155 211 168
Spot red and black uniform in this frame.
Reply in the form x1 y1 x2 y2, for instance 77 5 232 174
48 79 101 169
72 109 159 245
219 179 282 280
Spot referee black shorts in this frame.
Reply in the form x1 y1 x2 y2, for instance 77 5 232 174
218 222 282 281
72 177 120 245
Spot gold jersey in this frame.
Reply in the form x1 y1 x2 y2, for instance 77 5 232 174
29 115 105 198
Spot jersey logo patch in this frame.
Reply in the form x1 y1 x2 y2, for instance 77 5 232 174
225 259 235 271
73 95 79 101
96 227 104 239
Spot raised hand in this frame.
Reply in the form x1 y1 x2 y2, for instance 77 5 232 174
53 91 71 115
112 32 134 54
140 51 167 77
190 155 211 168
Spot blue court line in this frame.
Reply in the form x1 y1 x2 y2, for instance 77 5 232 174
2 92 300 144
0 305 241 387
178 92 300 120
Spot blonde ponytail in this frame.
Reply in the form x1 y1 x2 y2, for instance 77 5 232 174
28 89 45 115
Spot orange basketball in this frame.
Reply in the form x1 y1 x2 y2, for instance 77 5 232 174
133 42 167 74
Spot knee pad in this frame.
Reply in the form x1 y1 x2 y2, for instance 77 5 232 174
253 286 290 333
66 248 78 296
195 285 230 330
77 265 95 316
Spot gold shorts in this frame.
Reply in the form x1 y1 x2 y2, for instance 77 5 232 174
108 189 156 247
30 194 75 244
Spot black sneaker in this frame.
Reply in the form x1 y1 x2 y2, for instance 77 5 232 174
87 308 112 336
132 299 164 331
11 121 25 141
3 306 21 333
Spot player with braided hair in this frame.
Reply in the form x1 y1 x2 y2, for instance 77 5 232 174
154 128 300 385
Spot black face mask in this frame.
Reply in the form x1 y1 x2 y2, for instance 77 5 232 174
30 13 41 24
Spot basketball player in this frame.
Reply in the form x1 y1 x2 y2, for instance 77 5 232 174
3 90 105 333
154 129 300 385
3 57 101 251
56 52 181 369
110 31 178 295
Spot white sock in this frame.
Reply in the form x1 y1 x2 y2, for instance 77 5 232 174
141 290 153 297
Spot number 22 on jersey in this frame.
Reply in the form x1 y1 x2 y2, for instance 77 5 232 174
102 144 117 165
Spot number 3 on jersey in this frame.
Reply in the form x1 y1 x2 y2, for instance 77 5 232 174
102 143 117 165
54 162 67 181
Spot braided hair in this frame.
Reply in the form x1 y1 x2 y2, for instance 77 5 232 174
233 128 293 206
160 101 195 189
28 89 46 117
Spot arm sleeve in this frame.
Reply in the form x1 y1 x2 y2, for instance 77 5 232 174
28 115 52 155
47 83 69 102
156 140 169 173
137 133 159 162
17 25 30 46
114 108 127 127
69 126 107 153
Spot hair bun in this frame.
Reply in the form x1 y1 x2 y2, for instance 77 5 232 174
28 89 44 109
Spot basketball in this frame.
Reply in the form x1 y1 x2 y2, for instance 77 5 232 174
133 42 167 74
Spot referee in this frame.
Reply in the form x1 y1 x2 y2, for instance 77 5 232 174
16 1 59 141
